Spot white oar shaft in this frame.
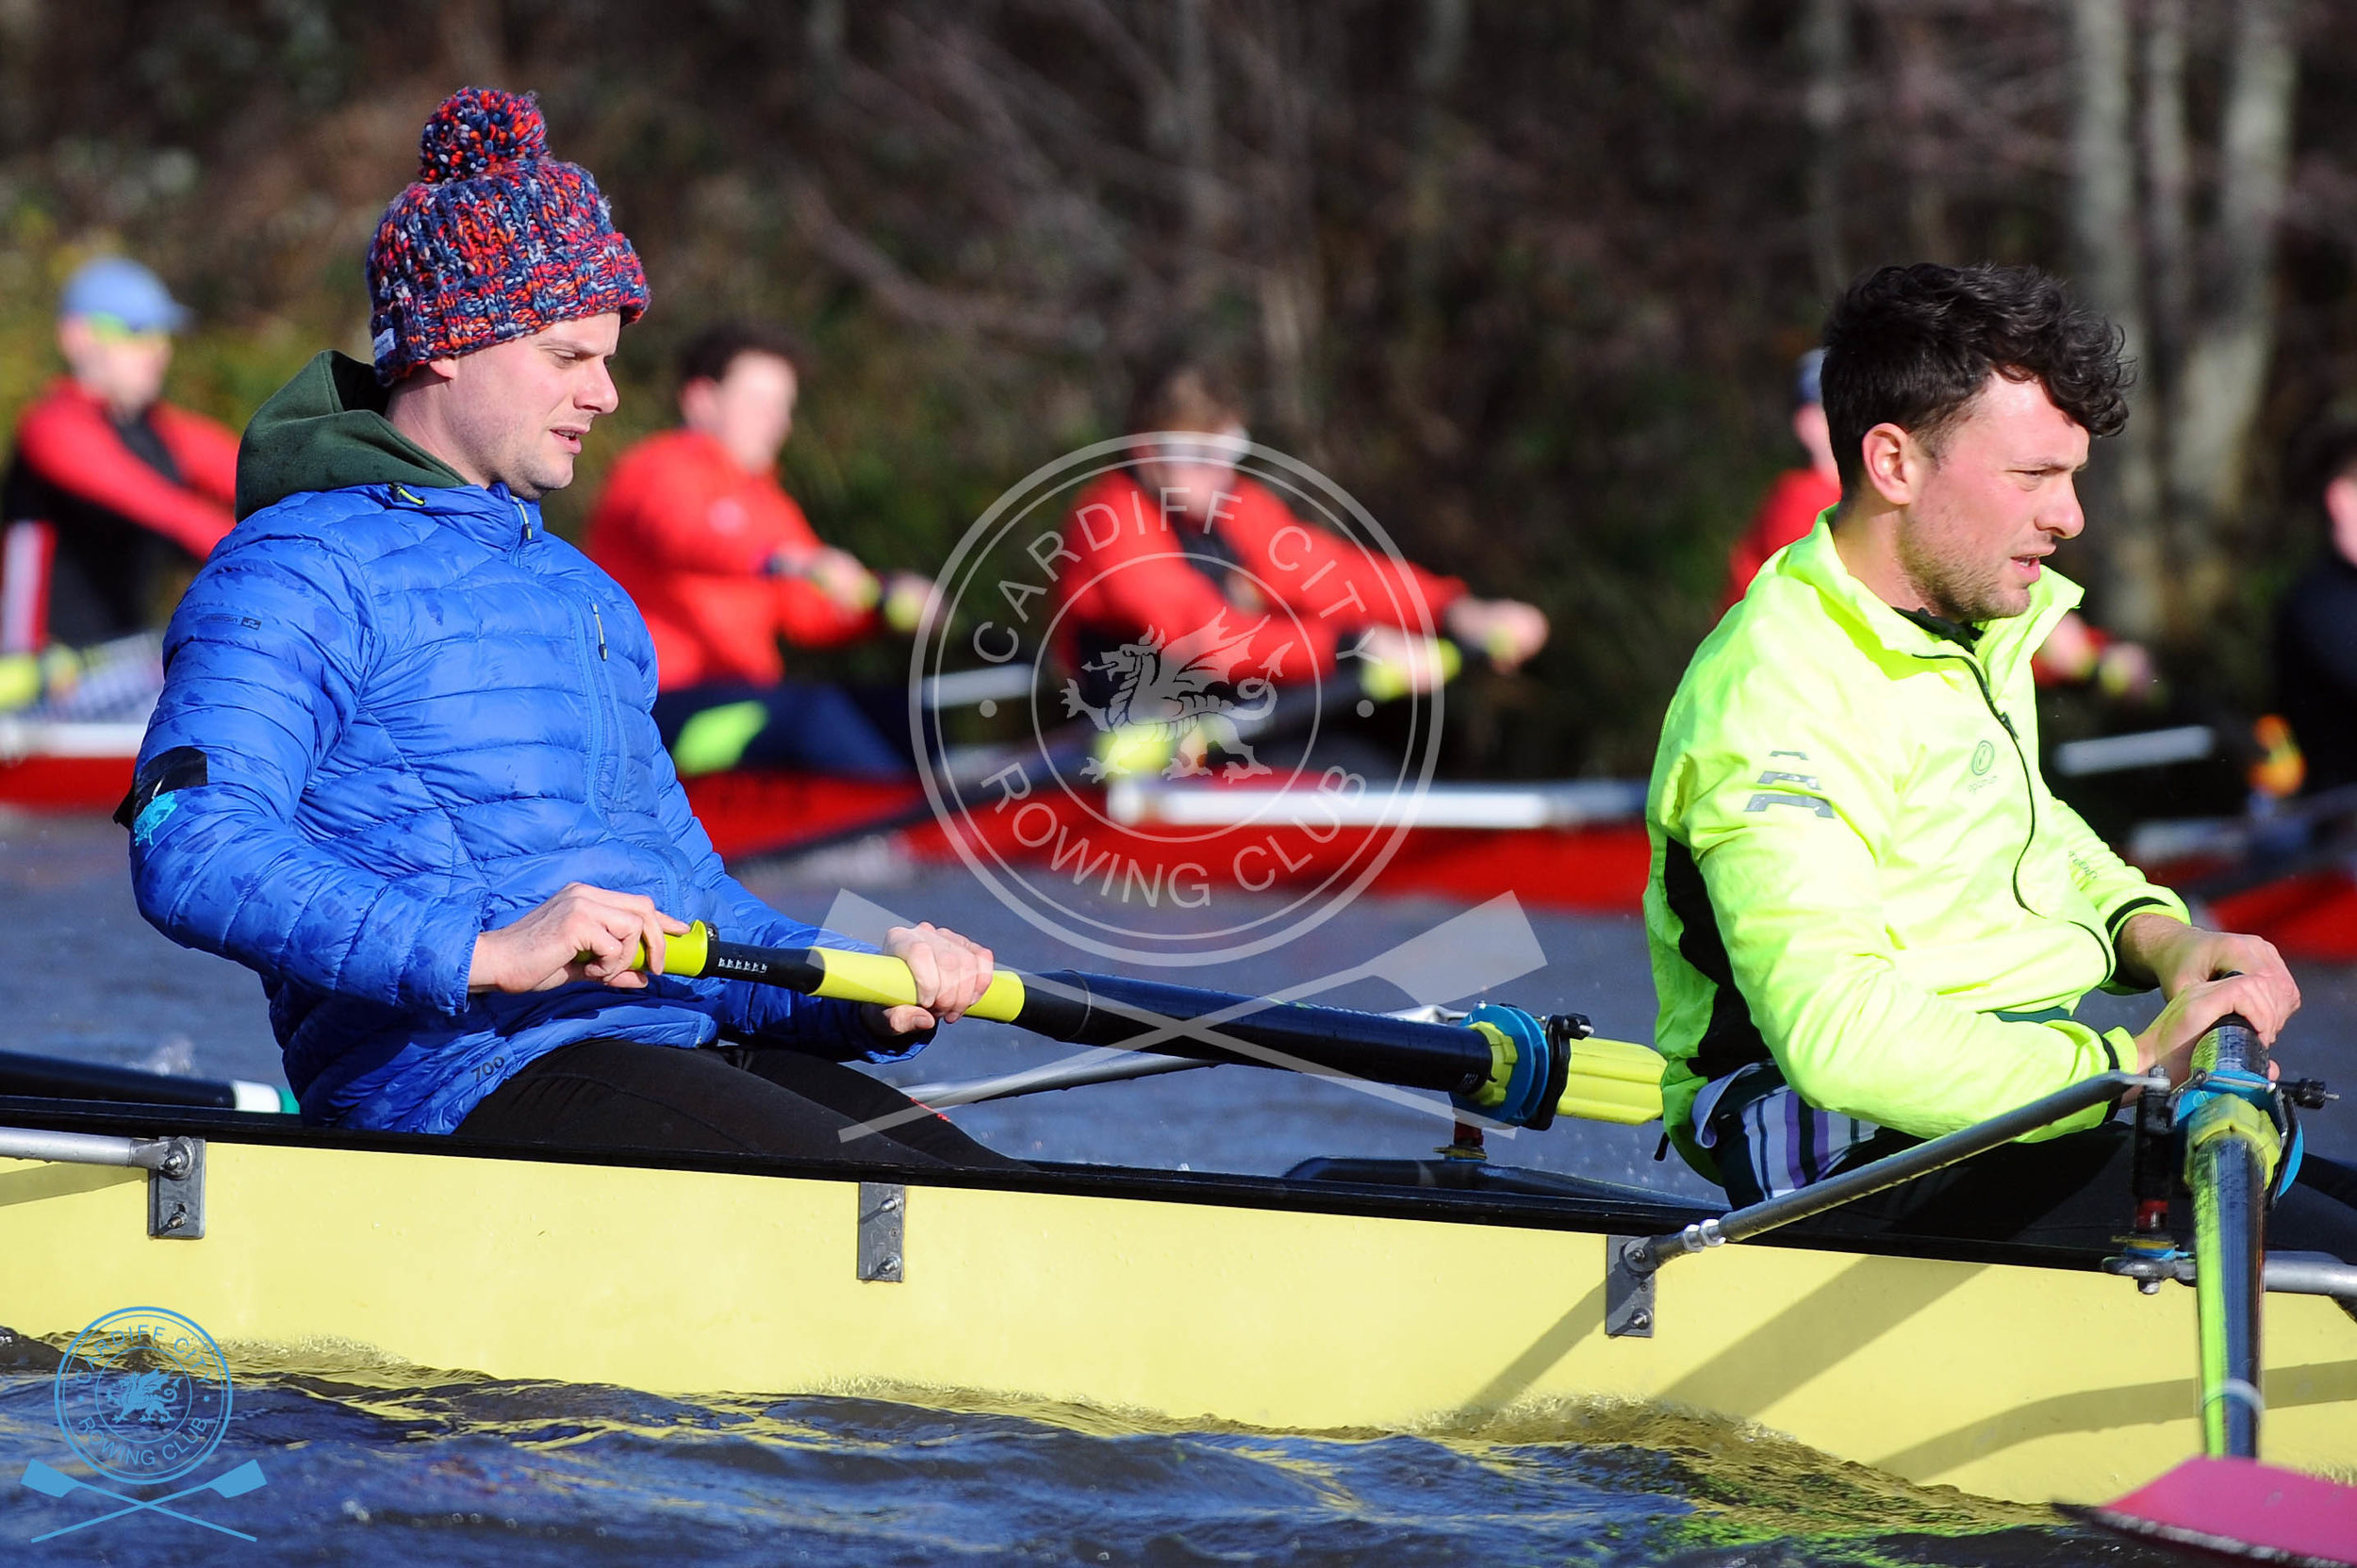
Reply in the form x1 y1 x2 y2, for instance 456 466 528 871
0 1125 191 1174
903 1052 1211 1107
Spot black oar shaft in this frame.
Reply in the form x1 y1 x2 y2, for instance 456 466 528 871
696 935 1493 1095
2186 1016 2270 1460
0 1048 257 1112
1012 970 1494 1095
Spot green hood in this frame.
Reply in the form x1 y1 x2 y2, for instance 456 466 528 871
235 352 468 520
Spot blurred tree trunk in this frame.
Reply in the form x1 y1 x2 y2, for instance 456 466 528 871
2068 0 2164 639
2139 0 2190 371
2165 0 2294 635
1237 1 1322 446
1802 0 1850 302
1173 0 1221 313
1391 0 1471 460
1891 11 1953 261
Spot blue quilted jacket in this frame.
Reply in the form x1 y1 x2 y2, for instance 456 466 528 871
127 352 885 1133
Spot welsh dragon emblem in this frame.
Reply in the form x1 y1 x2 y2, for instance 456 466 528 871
1062 612 1283 782
107 1369 180 1424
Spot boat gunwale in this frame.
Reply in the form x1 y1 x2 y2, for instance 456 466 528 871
0 1092 2141 1277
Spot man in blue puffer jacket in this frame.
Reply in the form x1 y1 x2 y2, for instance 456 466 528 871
123 87 1010 1166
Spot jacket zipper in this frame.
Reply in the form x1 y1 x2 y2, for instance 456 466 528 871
1922 648 2114 981
593 603 607 660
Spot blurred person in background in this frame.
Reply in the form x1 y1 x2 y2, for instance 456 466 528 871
1722 347 2155 702
585 322 933 779
2274 423 2357 797
1719 349 1841 611
1053 360 1547 753
0 256 238 712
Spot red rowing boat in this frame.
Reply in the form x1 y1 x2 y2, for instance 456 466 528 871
11 724 2349 959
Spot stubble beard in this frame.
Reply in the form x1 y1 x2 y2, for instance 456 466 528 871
1896 524 2026 625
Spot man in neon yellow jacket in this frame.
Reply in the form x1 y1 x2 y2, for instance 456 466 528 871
1648 264 2352 1253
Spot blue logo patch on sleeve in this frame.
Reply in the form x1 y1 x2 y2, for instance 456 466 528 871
132 791 179 848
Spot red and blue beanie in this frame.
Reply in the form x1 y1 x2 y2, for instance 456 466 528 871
365 87 649 382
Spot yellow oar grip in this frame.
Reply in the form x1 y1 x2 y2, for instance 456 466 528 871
1558 1036 1666 1127
808 949 1029 1023
662 921 711 977
605 922 714 976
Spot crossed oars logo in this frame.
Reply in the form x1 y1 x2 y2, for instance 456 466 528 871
21 1307 266 1543
22 1457 267 1543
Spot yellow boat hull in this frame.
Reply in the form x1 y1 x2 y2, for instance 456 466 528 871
2 1134 2351 1507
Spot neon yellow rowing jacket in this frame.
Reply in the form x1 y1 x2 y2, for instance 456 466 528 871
1645 519 2186 1175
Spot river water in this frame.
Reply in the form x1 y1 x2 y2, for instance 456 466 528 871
2 812 2348 1564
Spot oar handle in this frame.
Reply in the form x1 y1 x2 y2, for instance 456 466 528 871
636 922 1029 1021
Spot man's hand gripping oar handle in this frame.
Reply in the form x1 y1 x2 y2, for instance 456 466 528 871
634 922 1664 1128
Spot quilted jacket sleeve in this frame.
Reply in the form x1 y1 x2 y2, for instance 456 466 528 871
129 527 487 1014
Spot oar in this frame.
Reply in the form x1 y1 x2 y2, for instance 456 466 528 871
0 1048 294 1114
738 635 1466 867
633 917 1664 1129
897 896 1558 1110
2182 1013 2276 1459
2069 1016 2357 1566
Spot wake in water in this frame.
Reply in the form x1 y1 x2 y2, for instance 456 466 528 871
0 1334 2177 1567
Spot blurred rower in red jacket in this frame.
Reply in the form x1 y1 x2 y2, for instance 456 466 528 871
1722 349 2155 699
585 322 934 777
1054 362 1547 750
0 256 237 665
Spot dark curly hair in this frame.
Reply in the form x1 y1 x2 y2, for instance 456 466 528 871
1820 263 2130 494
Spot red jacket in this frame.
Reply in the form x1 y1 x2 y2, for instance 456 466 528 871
1052 471 1465 678
1722 468 1839 611
584 429 873 689
1 378 239 648
8 379 238 559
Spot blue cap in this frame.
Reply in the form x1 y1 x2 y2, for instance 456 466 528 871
1793 348 1825 408
58 256 190 334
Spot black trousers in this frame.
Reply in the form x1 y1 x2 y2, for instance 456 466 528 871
1742 1121 2357 1263
457 1038 1021 1170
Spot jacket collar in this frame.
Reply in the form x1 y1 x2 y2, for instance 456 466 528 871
380 477 543 547
1777 513 2081 681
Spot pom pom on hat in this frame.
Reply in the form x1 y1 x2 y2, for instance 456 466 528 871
418 86 550 183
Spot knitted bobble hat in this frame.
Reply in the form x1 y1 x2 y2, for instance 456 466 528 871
365 87 648 382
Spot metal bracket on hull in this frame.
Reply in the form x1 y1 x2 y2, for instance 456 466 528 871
148 1137 204 1240
0 1125 204 1240
858 1182 904 1282
1604 1234 1654 1338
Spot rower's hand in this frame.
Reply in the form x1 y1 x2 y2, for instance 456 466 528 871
867 922 995 1037
1355 625 1455 695
770 546 882 613
808 547 882 613
1443 597 1550 672
469 883 688 995
881 571 939 635
2132 973 2290 1089
2119 914 2300 1044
